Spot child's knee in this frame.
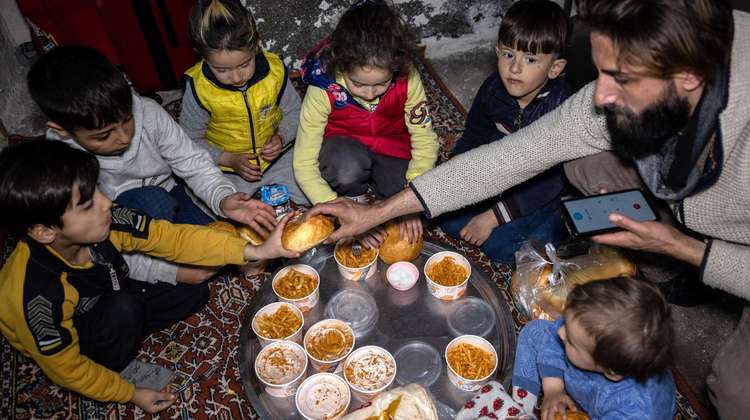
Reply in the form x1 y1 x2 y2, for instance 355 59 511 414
116 186 178 221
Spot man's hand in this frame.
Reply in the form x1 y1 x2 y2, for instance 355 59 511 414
245 212 301 260
307 197 382 242
176 266 219 284
220 193 277 237
261 134 284 162
459 208 498 246
222 152 262 182
541 377 577 420
399 213 423 244
131 387 176 413
592 213 706 266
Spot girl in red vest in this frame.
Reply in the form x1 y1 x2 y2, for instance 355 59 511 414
294 0 439 243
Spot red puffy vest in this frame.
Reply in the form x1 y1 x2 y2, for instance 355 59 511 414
323 76 411 160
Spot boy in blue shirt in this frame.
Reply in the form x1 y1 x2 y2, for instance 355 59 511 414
439 0 570 263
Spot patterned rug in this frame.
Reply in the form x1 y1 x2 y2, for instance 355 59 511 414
0 52 711 420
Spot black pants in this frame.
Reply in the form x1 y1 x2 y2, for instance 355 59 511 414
319 136 409 199
75 281 209 371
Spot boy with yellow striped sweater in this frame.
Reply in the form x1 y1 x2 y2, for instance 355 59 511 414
0 141 298 414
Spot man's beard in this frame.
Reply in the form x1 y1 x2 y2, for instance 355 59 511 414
604 83 691 160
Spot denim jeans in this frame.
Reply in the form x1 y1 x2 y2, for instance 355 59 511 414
115 184 213 225
439 199 566 264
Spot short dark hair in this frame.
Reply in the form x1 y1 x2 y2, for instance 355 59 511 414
498 0 568 55
188 0 259 58
565 277 673 383
330 1 416 76
0 140 99 235
27 46 133 133
576 0 733 82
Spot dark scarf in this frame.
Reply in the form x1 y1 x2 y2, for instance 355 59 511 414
634 67 728 202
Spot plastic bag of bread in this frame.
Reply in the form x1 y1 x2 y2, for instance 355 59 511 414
510 241 636 320
342 384 437 420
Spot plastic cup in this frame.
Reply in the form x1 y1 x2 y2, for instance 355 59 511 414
295 373 351 420
424 251 471 301
304 319 355 373
324 288 378 339
272 264 320 312
343 345 397 401
444 335 498 392
386 261 419 291
251 302 305 347
254 340 308 398
334 240 379 281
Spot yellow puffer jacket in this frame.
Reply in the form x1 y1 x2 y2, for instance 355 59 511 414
185 51 289 172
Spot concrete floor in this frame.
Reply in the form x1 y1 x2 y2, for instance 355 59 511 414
426 46 744 406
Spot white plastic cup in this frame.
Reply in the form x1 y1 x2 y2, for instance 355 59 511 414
386 261 419 291
343 345 397 401
304 319 355 373
334 240 379 281
295 373 351 420
424 251 471 301
254 340 308 398
272 264 320 312
445 335 498 392
251 302 304 347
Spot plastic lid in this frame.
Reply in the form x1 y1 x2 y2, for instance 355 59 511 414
324 288 378 338
393 341 441 387
447 296 496 338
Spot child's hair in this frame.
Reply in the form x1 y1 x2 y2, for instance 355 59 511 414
497 0 568 56
0 140 99 236
27 46 132 133
188 0 259 58
329 0 415 76
565 277 673 382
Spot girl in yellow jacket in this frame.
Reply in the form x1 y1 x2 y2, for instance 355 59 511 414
181 0 309 209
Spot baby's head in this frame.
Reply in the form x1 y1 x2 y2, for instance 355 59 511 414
27 46 135 156
560 277 673 383
495 0 568 107
189 0 260 87
329 0 415 102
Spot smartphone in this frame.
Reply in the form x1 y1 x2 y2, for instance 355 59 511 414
561 189 658 237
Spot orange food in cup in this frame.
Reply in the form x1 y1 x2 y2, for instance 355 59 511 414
426 256 468 286
447 343 495 380
273 269 318 299
255 305 302 339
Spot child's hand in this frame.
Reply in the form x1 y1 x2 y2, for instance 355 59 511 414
224 152 262 181
220 193 277 235
131 387 176 413
358 225 387 249
541 378 577 420
261 134 284 162
400 214 423 244
459 208 499 246
244 212 301 261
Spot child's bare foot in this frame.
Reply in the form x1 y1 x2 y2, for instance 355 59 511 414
459 209 499 246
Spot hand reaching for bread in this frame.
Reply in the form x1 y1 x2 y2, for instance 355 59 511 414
245 213 301 261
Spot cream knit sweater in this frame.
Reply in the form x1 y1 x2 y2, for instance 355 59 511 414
412 11 750 300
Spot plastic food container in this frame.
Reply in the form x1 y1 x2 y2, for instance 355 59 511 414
386 261 420 291
393 341 442 387
324 288 378 339
295 373 351 420
272 264 320 312
254 340 307 397
334 240 379 281
447 296 496 338
445 335 498 392
424 251 471 301
304 319 355 372
251 302 305 347
343 345 397 401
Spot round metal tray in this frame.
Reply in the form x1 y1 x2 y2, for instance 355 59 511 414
239 241 516 419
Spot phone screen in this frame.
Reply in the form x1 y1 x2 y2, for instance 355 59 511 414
562 189 657 236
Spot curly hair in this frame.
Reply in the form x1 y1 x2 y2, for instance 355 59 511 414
565 277 674 383
188 0 259 57
329 1 416 76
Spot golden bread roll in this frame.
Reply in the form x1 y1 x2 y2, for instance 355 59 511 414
379 221 424 264
555 410 590 420
281 214 334 252
207 220 239 237
238 225 267 246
